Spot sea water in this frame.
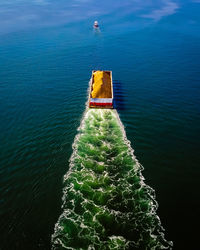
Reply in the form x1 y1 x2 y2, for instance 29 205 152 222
52 108 172 249
0 0 200 249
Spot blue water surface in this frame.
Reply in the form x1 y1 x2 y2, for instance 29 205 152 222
0 0 200 249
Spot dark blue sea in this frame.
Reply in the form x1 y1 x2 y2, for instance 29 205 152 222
0 0 200 249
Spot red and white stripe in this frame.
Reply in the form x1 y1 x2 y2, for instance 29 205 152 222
89 98 113 107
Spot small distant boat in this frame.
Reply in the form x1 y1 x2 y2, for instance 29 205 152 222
93 21 99 28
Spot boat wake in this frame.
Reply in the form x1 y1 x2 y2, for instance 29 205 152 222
52 109 172 249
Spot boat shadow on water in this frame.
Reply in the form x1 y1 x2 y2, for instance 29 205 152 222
113 80 125 110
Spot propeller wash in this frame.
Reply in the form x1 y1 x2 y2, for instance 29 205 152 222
52 107 172 249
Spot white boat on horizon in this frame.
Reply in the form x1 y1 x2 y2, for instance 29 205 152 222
93 21 99 28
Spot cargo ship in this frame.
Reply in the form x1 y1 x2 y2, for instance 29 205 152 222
89 70 113 109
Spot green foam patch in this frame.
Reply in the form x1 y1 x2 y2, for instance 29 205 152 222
52 109 172 249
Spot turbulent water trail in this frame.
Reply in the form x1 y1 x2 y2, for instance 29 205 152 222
52 109 172 249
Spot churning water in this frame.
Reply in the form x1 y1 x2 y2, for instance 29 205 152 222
52 108 172 249
1 1 200 250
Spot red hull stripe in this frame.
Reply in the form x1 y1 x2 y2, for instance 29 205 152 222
90 102 112 106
